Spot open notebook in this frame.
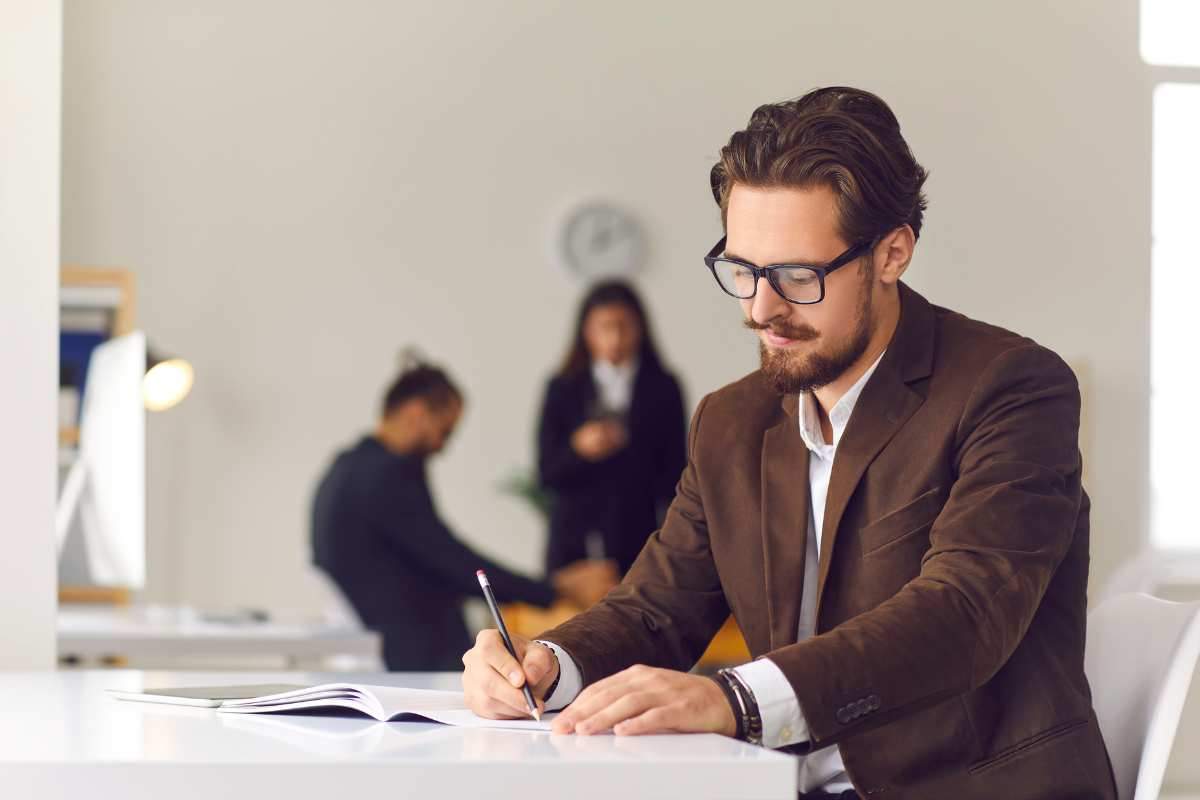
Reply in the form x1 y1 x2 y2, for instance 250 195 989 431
110 683 554 731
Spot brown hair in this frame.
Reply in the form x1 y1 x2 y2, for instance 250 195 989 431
709 86 929 245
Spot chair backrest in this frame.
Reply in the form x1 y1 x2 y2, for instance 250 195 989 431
1085 592 1200 800
307 567 385 671
309 566 365 629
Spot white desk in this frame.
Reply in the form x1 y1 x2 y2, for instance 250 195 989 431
57 605 381 667
0 670 797 799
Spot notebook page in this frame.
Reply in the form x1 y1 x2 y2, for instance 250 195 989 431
364 685 557 730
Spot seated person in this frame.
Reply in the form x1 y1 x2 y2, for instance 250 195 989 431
462 87 1115 799
311 354 615 671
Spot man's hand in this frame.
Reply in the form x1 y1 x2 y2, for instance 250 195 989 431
550 665 736 737
571 420 628 461
552 558 619 607
462 630 560 719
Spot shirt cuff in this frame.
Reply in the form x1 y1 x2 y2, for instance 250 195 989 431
534 640 583 712
731 657 808 748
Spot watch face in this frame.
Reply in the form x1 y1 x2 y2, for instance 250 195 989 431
560 202 646 280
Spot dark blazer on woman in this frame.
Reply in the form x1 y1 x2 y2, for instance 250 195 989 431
537 360 687 576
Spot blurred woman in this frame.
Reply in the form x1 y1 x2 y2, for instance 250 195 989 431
537 281 687 577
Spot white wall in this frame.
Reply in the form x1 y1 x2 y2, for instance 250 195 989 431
63 0 1151 609
0 0 61 670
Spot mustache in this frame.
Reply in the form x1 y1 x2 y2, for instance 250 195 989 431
743 318 819 341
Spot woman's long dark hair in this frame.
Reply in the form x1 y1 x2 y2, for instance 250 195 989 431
558 280 664 378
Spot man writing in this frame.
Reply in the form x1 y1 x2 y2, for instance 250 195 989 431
462 87 1115 799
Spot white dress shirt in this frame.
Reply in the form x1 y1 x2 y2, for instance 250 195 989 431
542 352 885 795
591 358 638 415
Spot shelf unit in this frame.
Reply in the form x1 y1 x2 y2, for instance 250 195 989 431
58 266 138 607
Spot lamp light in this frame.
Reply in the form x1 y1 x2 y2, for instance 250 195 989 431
143 349 193 412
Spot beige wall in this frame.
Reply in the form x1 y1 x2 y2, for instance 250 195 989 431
0 0 60 670
64 0 1193 786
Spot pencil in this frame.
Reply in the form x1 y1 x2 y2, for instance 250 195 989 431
475 569 541 721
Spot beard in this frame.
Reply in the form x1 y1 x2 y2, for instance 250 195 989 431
751 276 875 395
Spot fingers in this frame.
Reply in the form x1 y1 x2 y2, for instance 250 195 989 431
614 706 677 736
472 693 533 720
598 420 627 451
476 629 527 688
463 657 538 719
463 630 540 719
522 642 556 688
549 666 722 737
553 666 652 734
573 692 662 735
476 671 537 718
571 423 606 459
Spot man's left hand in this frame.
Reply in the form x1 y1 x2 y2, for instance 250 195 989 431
550 664 736 737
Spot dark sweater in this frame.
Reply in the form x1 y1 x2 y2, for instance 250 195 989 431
311 437 555 671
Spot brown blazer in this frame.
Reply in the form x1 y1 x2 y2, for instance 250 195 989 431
541 283 1117 799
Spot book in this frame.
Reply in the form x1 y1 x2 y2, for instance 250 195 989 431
109 683 555 731
107 684 307 708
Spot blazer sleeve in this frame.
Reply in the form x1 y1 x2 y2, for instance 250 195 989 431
766 344 1085 748
537 377 599 490
535 394 731 684
367 463 556 608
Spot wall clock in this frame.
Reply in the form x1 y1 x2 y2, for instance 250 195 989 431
559 201 647 281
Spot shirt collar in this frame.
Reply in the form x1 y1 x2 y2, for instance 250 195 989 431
591 357 639 413
591 358 639 386
798 350 886 455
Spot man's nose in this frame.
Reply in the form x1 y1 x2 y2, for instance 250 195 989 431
749 276 790 326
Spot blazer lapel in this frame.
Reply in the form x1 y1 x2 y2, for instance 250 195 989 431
815 283 937 614
626 360 654 430
760 394 811 650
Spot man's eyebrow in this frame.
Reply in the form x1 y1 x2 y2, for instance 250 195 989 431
722 249 826 266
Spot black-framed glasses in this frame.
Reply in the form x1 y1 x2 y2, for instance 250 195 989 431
703 235 874 305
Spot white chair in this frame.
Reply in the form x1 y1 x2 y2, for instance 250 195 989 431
309 567 385 671
310 566 366 628
1098 549 1200 601
1085 592 1200 800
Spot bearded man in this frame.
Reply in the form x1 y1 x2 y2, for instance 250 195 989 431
461 86 1116 800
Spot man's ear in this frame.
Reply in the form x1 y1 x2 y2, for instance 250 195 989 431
875 224 916 286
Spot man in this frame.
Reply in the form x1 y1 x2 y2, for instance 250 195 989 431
311 355 615 671
462 87 1116 799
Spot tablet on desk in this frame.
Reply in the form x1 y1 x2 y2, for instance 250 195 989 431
108 684 308 708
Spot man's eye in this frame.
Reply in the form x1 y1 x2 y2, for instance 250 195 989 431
780 270 817 286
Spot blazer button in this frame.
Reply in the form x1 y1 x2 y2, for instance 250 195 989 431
868 694 881 711
854 699 869 717
836 707 851 725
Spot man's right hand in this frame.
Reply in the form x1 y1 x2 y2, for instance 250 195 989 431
462 630 559 719
553 558 619 608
